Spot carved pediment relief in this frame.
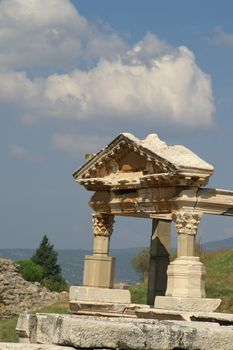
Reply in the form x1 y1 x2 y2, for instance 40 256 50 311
73 133 214 190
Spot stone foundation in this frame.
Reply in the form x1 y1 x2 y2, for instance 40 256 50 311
15 312 233 350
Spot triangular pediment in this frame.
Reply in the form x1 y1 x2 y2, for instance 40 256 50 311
73 133 213 190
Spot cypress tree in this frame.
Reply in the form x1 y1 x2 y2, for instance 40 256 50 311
31 234 66 291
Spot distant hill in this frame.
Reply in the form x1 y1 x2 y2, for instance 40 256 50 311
1 239 233 286
202 237 233 252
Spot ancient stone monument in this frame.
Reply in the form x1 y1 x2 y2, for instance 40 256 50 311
70 132 233 313
9 132 233 350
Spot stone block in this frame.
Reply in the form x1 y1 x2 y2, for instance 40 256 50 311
70 299 148 316
69 286 131 304
154 296 221 312
16 313 37 343
136 307 233 324
33 313 197 349
166 256 206 298
32 313 233 350
83 255 115 288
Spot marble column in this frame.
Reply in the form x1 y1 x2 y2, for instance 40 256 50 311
83 213 115 288
147 219 171 305
165 210 206 298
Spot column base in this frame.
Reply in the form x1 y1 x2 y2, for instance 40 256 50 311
69 286 131 315
166 256 206 298
154 296 221 312
83 255 115 288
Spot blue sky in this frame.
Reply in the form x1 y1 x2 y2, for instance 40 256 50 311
1 0 233 249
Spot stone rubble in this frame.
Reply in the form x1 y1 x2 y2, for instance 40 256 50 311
0 259 68 318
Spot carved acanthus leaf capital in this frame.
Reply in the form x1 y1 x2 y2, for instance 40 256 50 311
92 213 115 237
172 210 202 235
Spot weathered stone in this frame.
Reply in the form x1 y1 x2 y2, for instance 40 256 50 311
165 256 206 299
73 133 214 190
83 255 115 288
147 219 171 305
154 296 221 312
16 313 37 343
136 308 233 325
70 300 149 316
69 286 131 304
71 132 233 322
0 259 68 318
30 313 233 350
34 313 198 349
136 308 186 321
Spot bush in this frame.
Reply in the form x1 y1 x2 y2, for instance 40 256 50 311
41 277 68 292
130 283 147 304
17 259 45 283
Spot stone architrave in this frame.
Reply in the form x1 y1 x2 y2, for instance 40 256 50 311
147 219 171 305
83 213 115 288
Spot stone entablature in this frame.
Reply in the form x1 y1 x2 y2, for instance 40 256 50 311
73 133 214 190
90 187 233 218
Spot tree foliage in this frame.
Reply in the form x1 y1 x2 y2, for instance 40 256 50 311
31 234 67 291
31 235 61 278
131 248 150 282
17 259 45 283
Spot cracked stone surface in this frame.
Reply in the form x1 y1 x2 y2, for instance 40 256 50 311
22 313 233 350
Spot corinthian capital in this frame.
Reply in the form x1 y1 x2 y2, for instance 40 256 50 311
172 210 202 235
92 213 115 237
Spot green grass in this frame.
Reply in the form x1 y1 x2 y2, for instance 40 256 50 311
31 302 70 314
0 302 69 343
130 283 147 304
130 248 233 312
203 249 233 313
0 317 19 342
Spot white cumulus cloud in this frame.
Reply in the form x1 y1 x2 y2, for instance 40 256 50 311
0 0 215 128
0 0 126 71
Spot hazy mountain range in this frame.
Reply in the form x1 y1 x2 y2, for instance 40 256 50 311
0 237 232 285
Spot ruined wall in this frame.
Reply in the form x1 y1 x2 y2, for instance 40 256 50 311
0 259 68 318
